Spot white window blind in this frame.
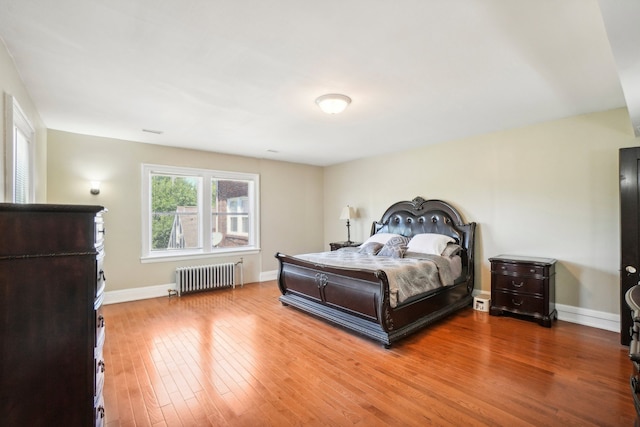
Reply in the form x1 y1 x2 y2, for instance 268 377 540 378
4 94 35 203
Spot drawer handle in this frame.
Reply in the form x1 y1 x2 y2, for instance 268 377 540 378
500 266 506 270
511 280 524 288
98 315 105 328
97 405 105 419
99 270 106 281
98 360 106 373
512 299 523 307
315 273 328 289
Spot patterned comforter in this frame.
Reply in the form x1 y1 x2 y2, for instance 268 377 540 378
295 250 461 308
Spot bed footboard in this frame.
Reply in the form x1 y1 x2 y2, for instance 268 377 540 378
276 253 388 319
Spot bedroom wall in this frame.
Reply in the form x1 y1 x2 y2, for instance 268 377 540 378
46 130 324 293
0 40 47 202
323 107 638 318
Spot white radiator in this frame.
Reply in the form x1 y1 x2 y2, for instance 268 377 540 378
175 262 239 296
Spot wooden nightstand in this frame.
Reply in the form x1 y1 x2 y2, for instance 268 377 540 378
329 241 361 251
489 254 557 327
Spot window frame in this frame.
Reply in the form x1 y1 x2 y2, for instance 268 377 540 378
141 163 260 263
4 93 35 203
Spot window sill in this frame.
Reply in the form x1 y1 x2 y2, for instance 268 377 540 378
140 248 260 264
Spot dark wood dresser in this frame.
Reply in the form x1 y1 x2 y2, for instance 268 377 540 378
489 254 557 327
0 204 106 426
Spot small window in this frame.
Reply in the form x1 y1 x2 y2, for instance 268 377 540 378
4 94 35 203
141 164 260 262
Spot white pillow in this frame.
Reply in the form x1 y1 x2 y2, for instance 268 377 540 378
407 233 455 255
360 233 402 247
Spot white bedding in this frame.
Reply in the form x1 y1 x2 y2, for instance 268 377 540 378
294 250 462 308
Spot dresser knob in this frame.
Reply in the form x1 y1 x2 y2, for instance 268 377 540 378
511 299 523 307
98 360 106 373
512 281 524 288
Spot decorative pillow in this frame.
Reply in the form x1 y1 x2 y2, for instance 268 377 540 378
359 233 402 247
377 235 410 258
407 233 455 255
441 243 463 257
357 242 384 255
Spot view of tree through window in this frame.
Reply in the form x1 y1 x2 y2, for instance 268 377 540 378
151 174 200 250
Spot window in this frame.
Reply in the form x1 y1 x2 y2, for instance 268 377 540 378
4 94 35 203
142 164 259 261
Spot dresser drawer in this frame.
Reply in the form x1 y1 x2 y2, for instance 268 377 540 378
96 250 106 298
493 274 545 295
95 213 105 249
492 261 546 277
95 394 105 427
95 307 106 348
492 291 545 315
94 346 105 405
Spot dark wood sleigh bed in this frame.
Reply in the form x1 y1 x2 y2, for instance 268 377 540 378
275 197 476 347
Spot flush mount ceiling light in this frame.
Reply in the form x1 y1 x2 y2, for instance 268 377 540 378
315 93 351 114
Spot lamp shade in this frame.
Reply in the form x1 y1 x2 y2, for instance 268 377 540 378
340 205 356 220
315 94 351 114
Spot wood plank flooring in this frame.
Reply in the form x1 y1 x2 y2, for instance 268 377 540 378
103 281 635 426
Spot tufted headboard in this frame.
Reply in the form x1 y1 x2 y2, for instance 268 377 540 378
371 197 476 283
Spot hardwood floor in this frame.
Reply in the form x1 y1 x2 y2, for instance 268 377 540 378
103 281 635 426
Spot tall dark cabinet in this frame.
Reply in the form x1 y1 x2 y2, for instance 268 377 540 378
0 204 106 426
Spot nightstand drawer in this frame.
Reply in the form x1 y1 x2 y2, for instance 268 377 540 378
493 291 545 315
493 274 544 295
492 262 546 277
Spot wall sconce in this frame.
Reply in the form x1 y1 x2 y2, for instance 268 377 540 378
340 205 357 243
90 181 101 195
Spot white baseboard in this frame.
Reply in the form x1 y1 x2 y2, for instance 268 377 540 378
105 283 620 332
104 272 279 305
472 290 619 332
555 303 619 332
104 283 176 305
260 270 278 282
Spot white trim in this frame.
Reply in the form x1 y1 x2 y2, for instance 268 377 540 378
141 249 260 264
141 163 260 261
260 270 278 282
104 283 176 305
555 303 619 332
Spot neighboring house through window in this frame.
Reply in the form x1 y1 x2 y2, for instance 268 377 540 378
141 164 259 262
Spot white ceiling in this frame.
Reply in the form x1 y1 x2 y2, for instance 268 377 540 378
0 1 636 166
